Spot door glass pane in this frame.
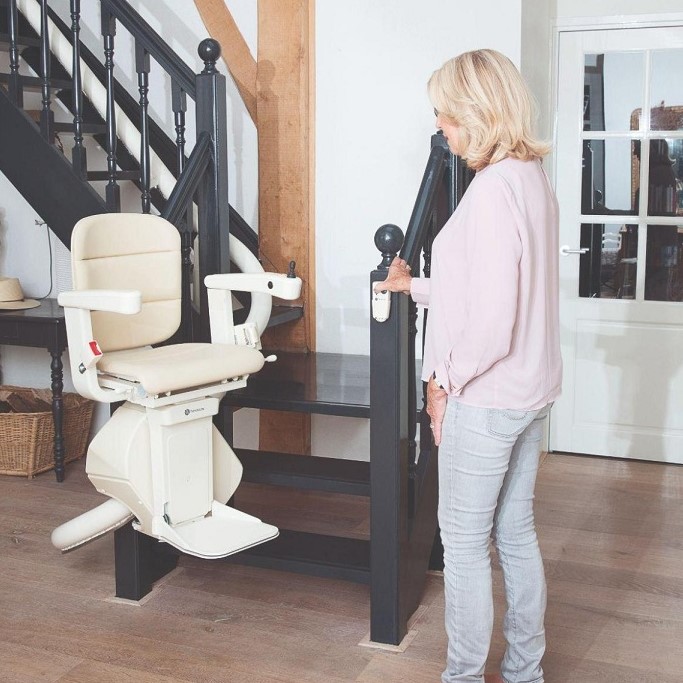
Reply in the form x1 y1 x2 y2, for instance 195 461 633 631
645 225 683 301
584 52 644 131
579 223 638 298
647 138 683 216
582 139 639 214
650 50 683 131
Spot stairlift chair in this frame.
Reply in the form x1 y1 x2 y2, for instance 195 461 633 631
51 213 302 559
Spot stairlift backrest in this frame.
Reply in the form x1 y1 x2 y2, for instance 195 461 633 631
71 214 181 352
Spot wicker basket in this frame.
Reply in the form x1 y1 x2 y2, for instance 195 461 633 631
0 385 94 478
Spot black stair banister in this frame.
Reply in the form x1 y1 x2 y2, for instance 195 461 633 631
69 0 85 178
367 138 475 642
7 0 22 105
38 0 53 143
14 1 260 256
400 143 450 270
101 0 195 99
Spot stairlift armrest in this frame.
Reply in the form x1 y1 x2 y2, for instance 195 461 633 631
59 295 136 404
58 289 142 314
204 273 302 301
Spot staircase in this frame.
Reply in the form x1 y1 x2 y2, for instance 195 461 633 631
0 0 472 646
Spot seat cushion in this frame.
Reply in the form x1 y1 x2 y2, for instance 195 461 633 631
98 343 265 395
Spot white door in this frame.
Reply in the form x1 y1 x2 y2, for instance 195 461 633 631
550 26 683 463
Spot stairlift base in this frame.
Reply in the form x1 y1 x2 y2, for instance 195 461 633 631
52 398 278 560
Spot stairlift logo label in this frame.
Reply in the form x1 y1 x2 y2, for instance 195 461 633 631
184 407 205 416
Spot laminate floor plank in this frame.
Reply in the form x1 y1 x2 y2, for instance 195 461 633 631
0 453 681 682
0 641 82 683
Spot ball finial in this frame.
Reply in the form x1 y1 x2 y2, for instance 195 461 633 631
198 39 221 74
374 224 404 270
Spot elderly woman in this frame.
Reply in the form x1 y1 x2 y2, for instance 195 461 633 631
376 49 562 683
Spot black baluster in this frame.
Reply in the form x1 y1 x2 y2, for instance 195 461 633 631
136 41 151 213
102 9 120 211
39 0 54 144
173 82 187 177
173 81 193 341
407 296 418 488
8 0 23 106
70 0 86 178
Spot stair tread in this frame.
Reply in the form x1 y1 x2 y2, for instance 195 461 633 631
0 72 71 91
222 351 373 418
238 448 370 495
222 351 424 418
0 32 40 48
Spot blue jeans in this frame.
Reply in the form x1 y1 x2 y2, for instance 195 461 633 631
439 401 550 683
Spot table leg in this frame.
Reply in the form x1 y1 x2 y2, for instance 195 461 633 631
50 349 65 482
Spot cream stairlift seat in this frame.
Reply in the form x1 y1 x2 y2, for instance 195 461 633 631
51 213 302 559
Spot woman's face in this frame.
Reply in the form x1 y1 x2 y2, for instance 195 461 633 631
435 111 463 157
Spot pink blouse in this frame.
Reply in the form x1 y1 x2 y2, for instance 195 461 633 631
411 157 562 410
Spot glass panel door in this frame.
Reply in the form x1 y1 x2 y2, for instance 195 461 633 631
579 48 683 302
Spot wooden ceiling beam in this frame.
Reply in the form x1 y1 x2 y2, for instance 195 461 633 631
193 0 257 122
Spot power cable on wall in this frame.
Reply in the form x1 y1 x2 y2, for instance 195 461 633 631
34 219 53 300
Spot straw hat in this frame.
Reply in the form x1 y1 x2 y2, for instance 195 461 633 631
0 277 40 310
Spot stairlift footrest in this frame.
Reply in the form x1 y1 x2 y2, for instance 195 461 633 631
142 501 278 560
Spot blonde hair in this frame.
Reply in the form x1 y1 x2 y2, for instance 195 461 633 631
428 49 550 171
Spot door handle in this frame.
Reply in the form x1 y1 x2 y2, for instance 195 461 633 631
560 245 590 256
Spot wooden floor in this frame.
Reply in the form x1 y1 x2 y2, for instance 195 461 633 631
1 452 681 682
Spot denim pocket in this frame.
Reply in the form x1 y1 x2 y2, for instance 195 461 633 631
487 408 532 438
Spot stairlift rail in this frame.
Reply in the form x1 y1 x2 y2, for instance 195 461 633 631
16 0 273 334
51 498 134 552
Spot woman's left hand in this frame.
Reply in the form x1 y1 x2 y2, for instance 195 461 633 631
373 257 412 294
427 376 448 446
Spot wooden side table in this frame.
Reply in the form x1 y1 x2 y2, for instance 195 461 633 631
0 299 69 481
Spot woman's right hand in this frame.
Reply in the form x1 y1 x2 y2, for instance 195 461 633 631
373 256 413 294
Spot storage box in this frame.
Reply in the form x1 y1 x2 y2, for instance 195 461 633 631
0 385 94 478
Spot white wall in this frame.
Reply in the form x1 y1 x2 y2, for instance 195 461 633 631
522 0 557 143
315 0 522 356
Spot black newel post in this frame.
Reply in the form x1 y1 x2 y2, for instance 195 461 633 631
195 38 229 342
136 41 151 214
8 0 23 106
39 0 54 144
70 0 86 178
370 223 411 645
102 8 120 211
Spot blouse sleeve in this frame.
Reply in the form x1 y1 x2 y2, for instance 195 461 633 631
410 277 430 306
434 174 522 395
